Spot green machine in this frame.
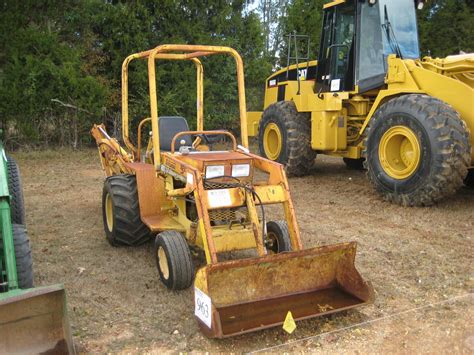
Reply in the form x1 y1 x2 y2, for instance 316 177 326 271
0 134 74 354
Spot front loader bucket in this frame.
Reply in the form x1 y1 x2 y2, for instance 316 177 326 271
194 242 374 338
0 284 74 354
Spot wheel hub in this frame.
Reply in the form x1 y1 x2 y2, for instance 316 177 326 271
265 232 279 254
158 247 170 280
105 193 114 232
379 126 421 180
263 123 282 160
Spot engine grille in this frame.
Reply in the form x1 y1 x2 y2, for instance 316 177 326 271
208 207 248 222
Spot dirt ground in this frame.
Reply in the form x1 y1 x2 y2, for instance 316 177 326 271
13 148 473 353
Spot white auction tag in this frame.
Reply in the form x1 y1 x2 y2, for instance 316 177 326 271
330 78 340 91
207 189 232 208
194 287 212 328
186 172 194 186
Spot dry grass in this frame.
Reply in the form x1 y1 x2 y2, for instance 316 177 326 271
13 149 473 353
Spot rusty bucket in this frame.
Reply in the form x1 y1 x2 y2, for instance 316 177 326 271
194 242 374 338
0 284 74 354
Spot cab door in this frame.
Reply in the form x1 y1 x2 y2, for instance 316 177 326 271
316 0 356 93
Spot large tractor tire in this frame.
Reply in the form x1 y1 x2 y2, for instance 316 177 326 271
12 224 34 289
364 94 471 206
6 156 26 225
154 231 194 290
0 224 34 289
465 169 474 188
343 157 365 170
258 101 316 176
102 175 151 246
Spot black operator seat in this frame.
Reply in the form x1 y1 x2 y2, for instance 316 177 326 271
158 116 193 152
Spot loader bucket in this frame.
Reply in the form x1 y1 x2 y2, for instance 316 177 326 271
0 284 74 354
194 242 374 338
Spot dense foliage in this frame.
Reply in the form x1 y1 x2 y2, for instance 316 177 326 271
0 0 472 148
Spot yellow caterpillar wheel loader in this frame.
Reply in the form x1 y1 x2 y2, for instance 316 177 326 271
248 0 474 206
0 135 74 354
91 44 373 338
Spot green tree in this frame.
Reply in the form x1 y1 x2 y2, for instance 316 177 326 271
417 0 474 57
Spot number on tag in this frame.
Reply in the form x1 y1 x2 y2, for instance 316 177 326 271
194 287 212 328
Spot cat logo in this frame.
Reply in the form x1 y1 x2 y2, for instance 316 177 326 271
298 68 307 80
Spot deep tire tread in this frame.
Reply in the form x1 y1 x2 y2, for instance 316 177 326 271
6 156 26 225
102 175 150 246
12 224 34 289
259 101 316 176
363 94 471 206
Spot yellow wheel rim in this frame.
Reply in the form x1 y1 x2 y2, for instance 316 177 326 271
105 193 114 232
379 126 421 180
263 123 282 160
158 247 169 280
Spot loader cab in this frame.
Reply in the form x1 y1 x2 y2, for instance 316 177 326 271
316 0 421 94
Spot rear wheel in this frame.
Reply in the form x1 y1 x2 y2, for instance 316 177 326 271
102 175 150 246
0 225 34 289
258 101 316 176
265 221 291 254
364 94 470 206
343 157 365 170
154 231 194 290
465 169 474 188
6 156 26 225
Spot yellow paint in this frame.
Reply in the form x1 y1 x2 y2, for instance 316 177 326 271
323 0 345 9
263 122 283 160
283 311 297 334
246 111 262 137
379 126 421 180
105 193 113 232
256 53 473 164
158 247 170 280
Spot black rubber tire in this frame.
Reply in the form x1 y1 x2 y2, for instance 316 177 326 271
154 231 194 290
343 157 365 170
465 169 474 188
258 101 316 176
265 220 292 253
12 224 34 289
6 156 26 225
364 94 471 206
102 175 151 246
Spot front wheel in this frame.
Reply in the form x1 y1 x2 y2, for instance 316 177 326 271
265 221 292 254
154 231 194 290
364 94 470 206
7 156 26 225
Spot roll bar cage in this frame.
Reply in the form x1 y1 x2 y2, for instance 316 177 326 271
121 45 249 169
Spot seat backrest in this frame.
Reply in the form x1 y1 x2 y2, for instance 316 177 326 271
158 116 192 151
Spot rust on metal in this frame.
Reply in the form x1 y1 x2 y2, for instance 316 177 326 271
195 242 374 338
0 285 75 354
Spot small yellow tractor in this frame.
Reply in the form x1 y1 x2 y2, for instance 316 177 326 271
248 0 474 206
91 44 373 338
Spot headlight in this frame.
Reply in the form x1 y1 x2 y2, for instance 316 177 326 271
232 164 250 177
205 165 225 179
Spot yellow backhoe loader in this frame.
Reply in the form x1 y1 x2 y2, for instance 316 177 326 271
91 44 373 338
248 0 474 206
